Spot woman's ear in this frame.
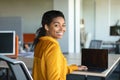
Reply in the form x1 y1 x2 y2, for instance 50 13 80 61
45 25 49 31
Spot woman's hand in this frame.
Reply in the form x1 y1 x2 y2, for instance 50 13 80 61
78 65 88 71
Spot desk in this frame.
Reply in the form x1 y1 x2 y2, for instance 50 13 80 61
103 41 120 53
71 54 120 80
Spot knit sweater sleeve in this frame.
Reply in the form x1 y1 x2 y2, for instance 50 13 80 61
67 64 79 74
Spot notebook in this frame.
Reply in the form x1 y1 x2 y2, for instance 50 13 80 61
81 48 108 72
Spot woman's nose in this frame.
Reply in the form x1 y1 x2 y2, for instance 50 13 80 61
60 26 66 32
58 25 61 30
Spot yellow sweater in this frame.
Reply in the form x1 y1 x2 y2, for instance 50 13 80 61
32 36 78 80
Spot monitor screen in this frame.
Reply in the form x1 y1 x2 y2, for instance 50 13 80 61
110 26 120 36
0 31 15 55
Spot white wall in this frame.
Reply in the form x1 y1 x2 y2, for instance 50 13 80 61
0 0 53 33
95 0 109 40
83 0 120 42
83 0 95 38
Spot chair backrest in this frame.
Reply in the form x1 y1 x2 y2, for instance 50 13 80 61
89 40 102 49
23 33 35 44
0 55 33 80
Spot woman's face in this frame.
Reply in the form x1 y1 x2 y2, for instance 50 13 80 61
45 17 66 39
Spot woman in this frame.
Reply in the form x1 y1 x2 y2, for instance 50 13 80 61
32 10 87 80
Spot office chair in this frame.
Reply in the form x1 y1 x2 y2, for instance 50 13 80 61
89 40 102 49
0 55 33 80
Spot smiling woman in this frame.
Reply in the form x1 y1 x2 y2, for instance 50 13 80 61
32 10 87 80
45 16 66 39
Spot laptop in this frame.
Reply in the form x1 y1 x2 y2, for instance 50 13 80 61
81 48 108 72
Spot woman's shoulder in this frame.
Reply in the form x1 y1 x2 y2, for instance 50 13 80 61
40 36 58 44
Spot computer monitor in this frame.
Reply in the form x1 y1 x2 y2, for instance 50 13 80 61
0 31 15 55
110 26 120 36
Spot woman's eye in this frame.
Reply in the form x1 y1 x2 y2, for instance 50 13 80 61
54 24 59 27
62 24 66 27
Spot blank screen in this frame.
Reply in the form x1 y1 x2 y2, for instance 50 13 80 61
0 31 15 55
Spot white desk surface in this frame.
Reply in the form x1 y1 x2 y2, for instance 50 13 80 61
71 54 120 77
15 52 120 78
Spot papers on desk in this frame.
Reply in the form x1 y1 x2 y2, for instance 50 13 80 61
19 52 34 58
